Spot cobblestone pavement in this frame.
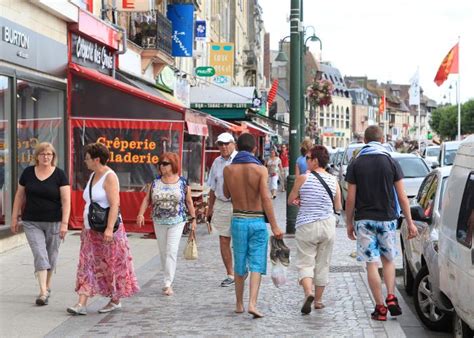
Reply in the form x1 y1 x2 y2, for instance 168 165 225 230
46 192 406 337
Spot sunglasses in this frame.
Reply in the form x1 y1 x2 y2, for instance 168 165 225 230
158 161 171 166
306 156 313 160
217 141 231 146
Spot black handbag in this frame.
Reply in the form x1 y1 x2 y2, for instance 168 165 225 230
88 173 120 233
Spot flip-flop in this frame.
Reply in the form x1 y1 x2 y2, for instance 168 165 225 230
301 294 315 315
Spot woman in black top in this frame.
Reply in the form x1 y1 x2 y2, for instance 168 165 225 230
11 142 70 306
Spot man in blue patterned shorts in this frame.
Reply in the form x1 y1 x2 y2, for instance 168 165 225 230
223 133 283 318
345 126 418 321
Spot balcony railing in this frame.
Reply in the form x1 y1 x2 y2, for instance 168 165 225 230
129 11 172 57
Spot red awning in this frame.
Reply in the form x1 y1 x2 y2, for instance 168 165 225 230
69 63 186 115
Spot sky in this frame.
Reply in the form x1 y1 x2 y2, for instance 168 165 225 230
259 0 474 104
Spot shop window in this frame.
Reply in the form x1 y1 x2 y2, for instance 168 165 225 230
457 172 474 248
182 133 203 186
0 76 10 226
16 80 65 178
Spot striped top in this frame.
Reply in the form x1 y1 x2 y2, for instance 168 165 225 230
295 172 337 227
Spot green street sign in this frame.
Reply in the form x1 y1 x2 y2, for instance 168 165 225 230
195 66 215 77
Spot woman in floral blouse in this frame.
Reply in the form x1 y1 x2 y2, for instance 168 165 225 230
137 152 197 296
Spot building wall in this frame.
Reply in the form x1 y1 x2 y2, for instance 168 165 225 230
230 0 249 86
352 104 369 136
319 95 352 148
0 0 67 44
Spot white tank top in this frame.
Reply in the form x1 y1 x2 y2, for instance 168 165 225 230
82 170 116 229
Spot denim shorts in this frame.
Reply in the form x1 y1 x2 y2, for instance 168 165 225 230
355 219 398 262
231 216 268 276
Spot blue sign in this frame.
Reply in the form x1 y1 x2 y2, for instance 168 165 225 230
195 20 206 41
167 4 194 57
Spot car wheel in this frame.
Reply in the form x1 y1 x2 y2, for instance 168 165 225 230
453 312 474 338
414 265 452 331
402 248 414 295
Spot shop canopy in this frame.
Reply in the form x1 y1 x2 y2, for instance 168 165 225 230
190 86 258 120
241 121 277 137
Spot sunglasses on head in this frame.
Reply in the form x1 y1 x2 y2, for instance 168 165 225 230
158 161 171 166
217 141 230 146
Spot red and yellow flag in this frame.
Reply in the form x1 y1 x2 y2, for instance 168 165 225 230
434 43 459 86
379 95 385 114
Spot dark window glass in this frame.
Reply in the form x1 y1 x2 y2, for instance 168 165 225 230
182 133 203 185
0 76 10 226
456 172 474 248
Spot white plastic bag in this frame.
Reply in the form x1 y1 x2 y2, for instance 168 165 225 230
271 261 287 288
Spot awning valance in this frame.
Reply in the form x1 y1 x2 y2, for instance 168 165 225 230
69 63 185 114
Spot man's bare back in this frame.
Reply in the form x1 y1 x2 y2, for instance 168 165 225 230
223 163 281 236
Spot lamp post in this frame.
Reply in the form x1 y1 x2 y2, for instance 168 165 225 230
285 0 302 234
301 29 322 141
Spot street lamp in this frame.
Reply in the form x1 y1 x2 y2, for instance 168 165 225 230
285 0 302 234
275 37 290 62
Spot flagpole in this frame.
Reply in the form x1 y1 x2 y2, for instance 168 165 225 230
457 36 461 140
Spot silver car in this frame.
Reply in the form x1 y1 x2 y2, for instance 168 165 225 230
400 166 452 331
389 152 431 200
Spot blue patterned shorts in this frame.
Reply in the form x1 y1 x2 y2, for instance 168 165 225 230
231 216 269 276
355 219 398 262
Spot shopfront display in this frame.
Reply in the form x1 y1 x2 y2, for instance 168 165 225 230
0 16 67 229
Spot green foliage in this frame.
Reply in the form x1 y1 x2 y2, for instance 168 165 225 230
429 99 474 140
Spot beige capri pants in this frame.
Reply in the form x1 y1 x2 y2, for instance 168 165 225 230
295 216 336 286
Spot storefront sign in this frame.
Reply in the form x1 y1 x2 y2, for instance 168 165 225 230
209 43 234 87
191 103 251 109
0 17 67 78
2 26 30 49
167 4 194 57
117 0 151 11
71 34 114 75
195 66 215 77
195 20 206 41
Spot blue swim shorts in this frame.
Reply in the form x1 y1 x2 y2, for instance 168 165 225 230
354 219 398 262
231 216 269 276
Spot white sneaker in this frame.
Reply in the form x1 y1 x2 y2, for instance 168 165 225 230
67 304 87 315
98 301 122 313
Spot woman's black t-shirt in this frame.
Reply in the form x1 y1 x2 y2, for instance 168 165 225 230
19 166 69 222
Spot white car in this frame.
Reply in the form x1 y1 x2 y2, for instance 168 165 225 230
433 140 462 168
400 166 452 331
422 145 440 168
389 152 431 200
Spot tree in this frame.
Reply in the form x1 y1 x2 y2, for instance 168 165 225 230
429 99 474 140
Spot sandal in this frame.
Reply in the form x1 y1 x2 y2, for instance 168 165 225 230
386 294 402 316
313 301 325 309
36 294 49 306
371 304 388 321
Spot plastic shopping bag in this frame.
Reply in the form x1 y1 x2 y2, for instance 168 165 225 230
271 261 287 288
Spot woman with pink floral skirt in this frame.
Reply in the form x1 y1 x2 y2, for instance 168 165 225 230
67 143 139 315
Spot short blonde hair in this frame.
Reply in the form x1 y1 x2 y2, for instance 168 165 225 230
34 142 57 166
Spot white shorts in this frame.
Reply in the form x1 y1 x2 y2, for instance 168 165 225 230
212 199 233 237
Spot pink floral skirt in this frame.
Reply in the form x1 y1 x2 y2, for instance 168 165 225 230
75 225 140 299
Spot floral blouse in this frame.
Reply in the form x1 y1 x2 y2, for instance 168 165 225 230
151 176 188 226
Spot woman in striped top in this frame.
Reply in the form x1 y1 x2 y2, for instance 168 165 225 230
288 145 342 315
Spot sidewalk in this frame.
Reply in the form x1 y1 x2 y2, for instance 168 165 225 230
0 191 413 337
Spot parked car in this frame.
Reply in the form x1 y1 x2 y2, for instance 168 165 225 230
421 145 440 168
400 166 452 331
432 140 462 168
389 152 431 200
329 147 344 177
438 135 474 337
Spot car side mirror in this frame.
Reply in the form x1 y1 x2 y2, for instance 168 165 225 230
431 161 439 169
410 205 430 223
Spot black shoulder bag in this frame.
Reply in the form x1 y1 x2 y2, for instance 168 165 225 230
88 173 120 233
311 171 337 214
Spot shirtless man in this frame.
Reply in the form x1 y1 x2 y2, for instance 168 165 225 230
223 133 284 318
